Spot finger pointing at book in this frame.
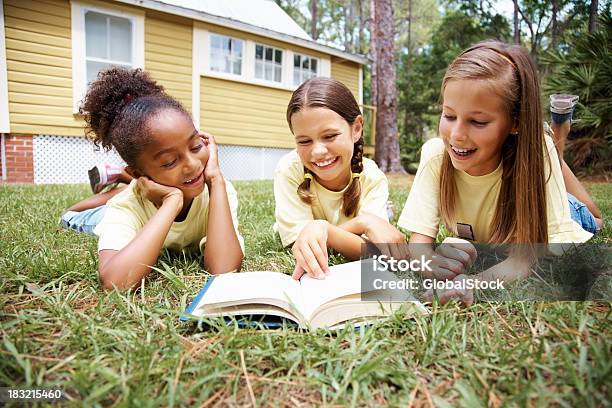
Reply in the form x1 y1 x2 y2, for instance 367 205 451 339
291 220 330 280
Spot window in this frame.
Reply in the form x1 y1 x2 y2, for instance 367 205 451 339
84 10 133 84
71 2 144 112
293 54 318 86
255 44 283 83
209 34 243 75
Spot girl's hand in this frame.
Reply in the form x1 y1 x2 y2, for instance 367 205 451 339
136 176 183 210
358 213 409 260
421 274 474 307
200 131 223 184
291 220 329 280
426 239 477 280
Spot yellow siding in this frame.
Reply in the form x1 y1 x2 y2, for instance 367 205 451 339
144 14 193 113
4 0 83 135
331 58 360 100
200 77 294 148
4 0 363 145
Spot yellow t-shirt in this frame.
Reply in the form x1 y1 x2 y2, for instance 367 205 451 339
274 150 389 247
397 136 592 243
94 179 244 253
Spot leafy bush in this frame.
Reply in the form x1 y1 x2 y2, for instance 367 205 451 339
542 11 612 174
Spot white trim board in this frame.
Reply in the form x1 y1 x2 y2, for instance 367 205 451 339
70 0 145 113
194 25 331 93
0 1 10 133
116 0 367 65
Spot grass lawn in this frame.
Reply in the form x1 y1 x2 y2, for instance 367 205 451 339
1 177 610 406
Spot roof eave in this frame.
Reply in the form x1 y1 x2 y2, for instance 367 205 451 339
114 0 368 65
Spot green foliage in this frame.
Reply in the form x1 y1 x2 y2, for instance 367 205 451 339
542 10 612 172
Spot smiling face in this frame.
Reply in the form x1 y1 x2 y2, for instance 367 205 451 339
132 108 209 202
291 107 363 191
440 79 515 176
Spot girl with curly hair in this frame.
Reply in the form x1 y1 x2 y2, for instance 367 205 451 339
61 67 243 290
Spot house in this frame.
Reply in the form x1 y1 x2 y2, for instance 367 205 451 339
0 0 368 184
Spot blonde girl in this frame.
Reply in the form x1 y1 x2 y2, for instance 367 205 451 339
397 41 602 304
275 78 405 280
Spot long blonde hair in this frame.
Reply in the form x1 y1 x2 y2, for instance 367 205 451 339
439 41 548 244
287 78 364 218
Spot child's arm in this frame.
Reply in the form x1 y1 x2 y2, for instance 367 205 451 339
337 213 409 258
200 132 243 274
409 234 477 280
98 178 184 290
291 220 366 279
422 250 534 307
292 215 408 280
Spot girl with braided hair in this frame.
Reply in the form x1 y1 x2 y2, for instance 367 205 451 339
274 78 405 280
63 67 243 290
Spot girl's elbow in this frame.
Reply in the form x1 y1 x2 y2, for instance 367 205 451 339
99 274 122 291
205 254 243 275
99 267 141 291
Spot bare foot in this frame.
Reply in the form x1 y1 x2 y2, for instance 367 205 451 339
550 119 571 158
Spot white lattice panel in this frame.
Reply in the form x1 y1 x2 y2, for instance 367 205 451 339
32 135 292 183
33 135 125 184
218 145 292 180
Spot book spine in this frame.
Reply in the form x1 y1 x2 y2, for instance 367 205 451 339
179 276 217 322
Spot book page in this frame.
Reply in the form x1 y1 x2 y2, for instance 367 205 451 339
192 272 301 316
298 260 365 319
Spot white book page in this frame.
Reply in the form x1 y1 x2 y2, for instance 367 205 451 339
195 272 301 312
298 260 366 320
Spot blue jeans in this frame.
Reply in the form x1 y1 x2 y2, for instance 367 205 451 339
551 111 573 124
568 193 598 234
60 206 106 235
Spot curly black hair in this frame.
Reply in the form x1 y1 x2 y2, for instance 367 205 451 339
79 67 191 166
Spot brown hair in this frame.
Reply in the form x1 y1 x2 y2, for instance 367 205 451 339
439 40 548 244
80 67 191 167
287 78 364 218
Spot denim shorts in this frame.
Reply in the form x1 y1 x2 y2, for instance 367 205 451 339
60 205 106 235
568 193 598 234
551 111 574 124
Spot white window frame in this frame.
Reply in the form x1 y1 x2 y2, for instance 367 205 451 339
208 33 244 77
292 52 320 86
0 0 10 132
254 43 284 85
71 1 144 114
193 25 331 94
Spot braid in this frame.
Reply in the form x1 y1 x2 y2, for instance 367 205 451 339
286 78 364 217
343 137 364 217
297 167 315 205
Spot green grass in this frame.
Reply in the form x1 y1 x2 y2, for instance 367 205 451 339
1 178 610 406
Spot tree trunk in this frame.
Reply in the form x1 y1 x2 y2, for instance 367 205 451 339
551 0 558 48
513 0 520 44
310 0 318 40
373 0 404 173
358 0 366 54
344 1 355 52
589 0 598 33
407 0 412 51
370 0 377 108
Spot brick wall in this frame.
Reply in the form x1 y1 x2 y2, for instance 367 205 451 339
1 134 34 183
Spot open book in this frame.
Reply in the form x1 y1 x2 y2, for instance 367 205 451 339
181 260 429 329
